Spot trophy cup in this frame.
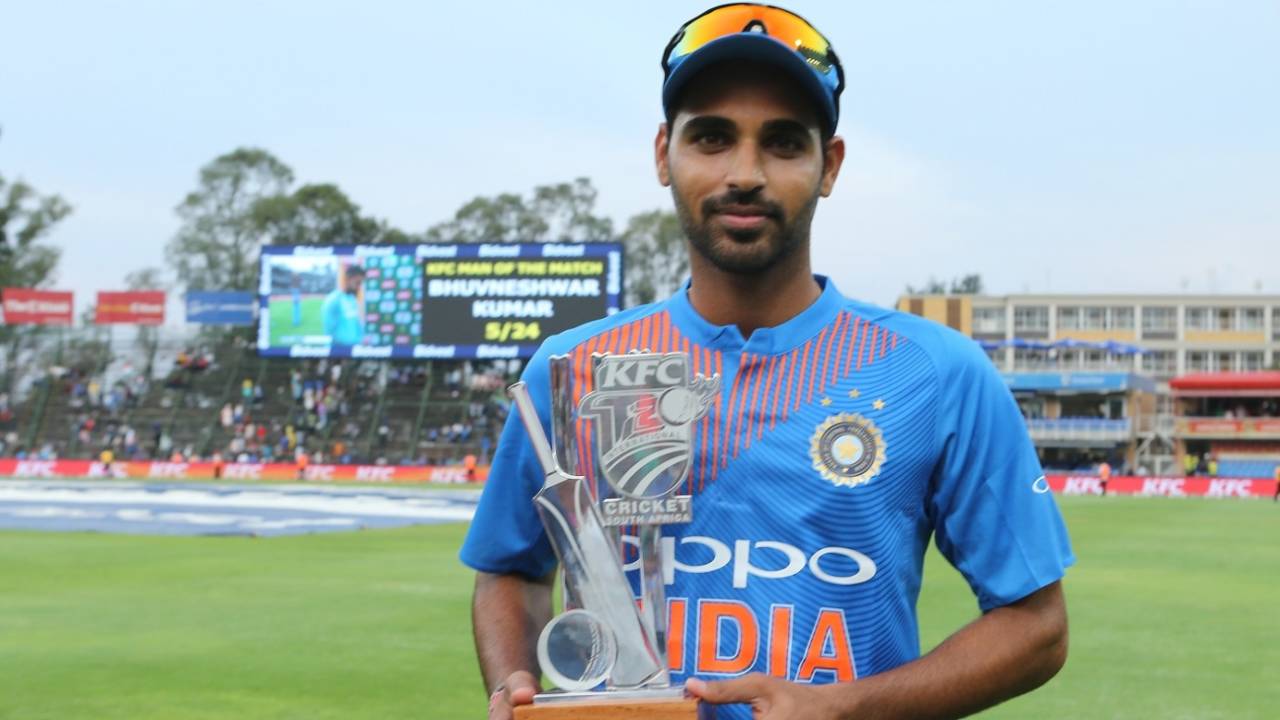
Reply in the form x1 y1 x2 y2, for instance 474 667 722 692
508 350 719 719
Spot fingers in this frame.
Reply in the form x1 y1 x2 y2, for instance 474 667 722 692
489 671 540 720
686 674 772 705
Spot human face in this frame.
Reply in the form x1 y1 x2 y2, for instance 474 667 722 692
656 62 844 276
343 271 364 294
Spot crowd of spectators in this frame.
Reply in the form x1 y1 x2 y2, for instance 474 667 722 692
0 349 515 468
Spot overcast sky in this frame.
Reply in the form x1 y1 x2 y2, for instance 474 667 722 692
3 0 1277 320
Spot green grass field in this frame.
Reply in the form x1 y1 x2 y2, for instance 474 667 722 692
267 296 326 346
1 496 1277 719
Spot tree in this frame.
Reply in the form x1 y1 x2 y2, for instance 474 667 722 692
252 183 389 247
950 273 984 295
906 273 984 295
124 267 165 379
166 148 294 292
620 209 687 306
425 178 613 243
0 136 72 393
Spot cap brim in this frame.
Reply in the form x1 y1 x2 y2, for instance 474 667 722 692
662 33 837 134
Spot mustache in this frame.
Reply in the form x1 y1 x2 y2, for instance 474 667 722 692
700 190 784 220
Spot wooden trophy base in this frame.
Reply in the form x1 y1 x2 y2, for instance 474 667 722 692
514 697 708 719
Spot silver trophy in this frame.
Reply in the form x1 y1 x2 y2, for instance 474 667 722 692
507 350 719 708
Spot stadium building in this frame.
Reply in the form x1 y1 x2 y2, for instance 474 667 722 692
898 293 1280 477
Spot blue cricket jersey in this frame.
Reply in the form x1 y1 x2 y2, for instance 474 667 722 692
321 289 364 345
460 276 1073 716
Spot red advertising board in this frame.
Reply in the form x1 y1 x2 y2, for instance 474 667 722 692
95 291 165 325
1185 419 1245 434
1253 419 1280 434
0 458 489 484
1 288 74 325
1048 474 1277 498
0 461 1267 498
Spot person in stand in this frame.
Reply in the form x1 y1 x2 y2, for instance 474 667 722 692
464 5 1072 720
295 449 309 481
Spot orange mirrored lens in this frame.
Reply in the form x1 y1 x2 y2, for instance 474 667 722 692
670 4 832 73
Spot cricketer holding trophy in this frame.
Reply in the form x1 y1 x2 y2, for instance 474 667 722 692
462 5 1073 719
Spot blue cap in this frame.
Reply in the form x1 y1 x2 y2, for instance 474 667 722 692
662 31 842 136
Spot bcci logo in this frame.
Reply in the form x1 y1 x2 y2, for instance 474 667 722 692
580 352 719 525
811 413 887 488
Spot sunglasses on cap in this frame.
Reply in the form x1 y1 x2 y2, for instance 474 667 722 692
661 3 844 97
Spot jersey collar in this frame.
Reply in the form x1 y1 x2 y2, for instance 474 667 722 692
665 274 845 355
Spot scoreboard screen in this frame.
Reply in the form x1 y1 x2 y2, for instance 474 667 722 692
257 243 623 359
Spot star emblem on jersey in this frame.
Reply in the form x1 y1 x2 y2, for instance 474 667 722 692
810 413 887 488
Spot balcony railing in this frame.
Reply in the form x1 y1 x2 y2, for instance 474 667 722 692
1026 418 1132 443
1176 417 1280 438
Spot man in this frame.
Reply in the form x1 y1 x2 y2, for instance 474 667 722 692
322 263 366 345
462 5 1072 719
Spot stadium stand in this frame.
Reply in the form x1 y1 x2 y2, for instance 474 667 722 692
1171 371 1280 479
5 338 511 467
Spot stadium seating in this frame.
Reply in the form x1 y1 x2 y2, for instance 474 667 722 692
8 345 509 467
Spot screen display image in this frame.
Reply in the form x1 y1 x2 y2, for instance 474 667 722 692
257 243 623 359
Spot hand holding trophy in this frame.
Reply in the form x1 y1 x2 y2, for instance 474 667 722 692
508 350 719 719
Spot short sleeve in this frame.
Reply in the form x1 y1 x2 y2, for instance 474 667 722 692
458 343 559 579
928 339 1074 612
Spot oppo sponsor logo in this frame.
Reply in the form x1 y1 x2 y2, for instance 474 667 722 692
620 535 877 589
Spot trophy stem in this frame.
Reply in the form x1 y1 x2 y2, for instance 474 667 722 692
636 524 669 686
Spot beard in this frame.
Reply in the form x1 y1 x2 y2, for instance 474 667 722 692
671 182 819 276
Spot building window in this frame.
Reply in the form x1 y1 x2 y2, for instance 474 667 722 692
1239 307 1264 331
1057 307 1080 330
1085 307 1107 329
1215 308 1234 331
1013 348 1049 370
984 349 1005 369
1241 351 1264 371
1142 306 1177 334
1112 307 1135 329
972 306 1006 334
1186 307 1210 330
1186 351 1208 372
1141 350 1176 377
1214 351 1235 371
1013 306 1049 333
